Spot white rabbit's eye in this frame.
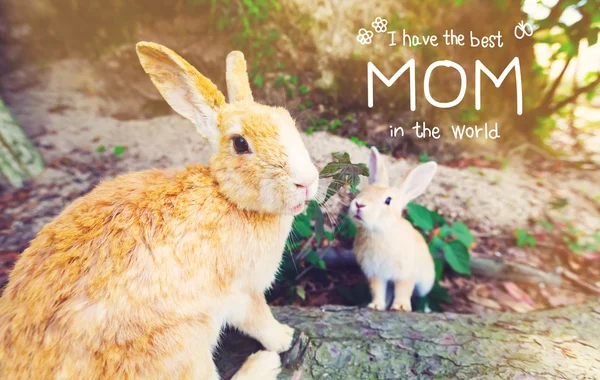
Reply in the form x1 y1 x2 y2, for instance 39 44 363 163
232 135 250 154
385 197 392 205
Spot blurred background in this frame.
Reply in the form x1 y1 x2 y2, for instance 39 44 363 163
0 0 599 314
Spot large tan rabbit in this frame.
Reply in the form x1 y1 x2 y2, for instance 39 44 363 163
349 147 436 312
0 42 319 379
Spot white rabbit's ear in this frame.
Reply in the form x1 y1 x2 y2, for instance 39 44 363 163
368 147 389 186
136 42 226 145
396 161 437 201
226 51 254 103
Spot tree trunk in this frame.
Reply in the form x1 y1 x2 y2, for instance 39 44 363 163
216 301 600 379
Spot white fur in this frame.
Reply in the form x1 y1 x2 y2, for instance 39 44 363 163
350 148 437 311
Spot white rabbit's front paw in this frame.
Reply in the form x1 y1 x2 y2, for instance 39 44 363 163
390 299 412 312
367 301 386 311
260 322 294 353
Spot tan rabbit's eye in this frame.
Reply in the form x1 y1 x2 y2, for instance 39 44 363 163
385 197 392 205
232 135 250 154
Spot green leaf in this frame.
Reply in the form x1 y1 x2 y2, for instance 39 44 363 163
430 210 447 226
324 231 334 241
428 235 445 255
350 136 367 147
113 146 126 156
406 203 433 232
313 204 325 245
298 85 310 95
440 224 452 238
433 258 444 281
419 153 431 162
295 286 306 300
292 217 312 238
451 221 475 247
305 250 326 270
319 152 369 203
253 73 264 88
426 283 451 312
443 240 471 275
515 229 536 247
96 145 106 153
336 214 357 239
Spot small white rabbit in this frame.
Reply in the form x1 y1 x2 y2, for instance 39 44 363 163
349 147 437 311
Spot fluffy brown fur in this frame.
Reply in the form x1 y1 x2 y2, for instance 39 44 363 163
0 42 319 379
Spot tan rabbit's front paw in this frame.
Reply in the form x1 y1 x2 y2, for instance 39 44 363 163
232 350 281 380
367 301 386 311
260 322 294 353
390 299 412 312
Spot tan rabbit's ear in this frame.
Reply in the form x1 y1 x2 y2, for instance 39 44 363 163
226 51 254 103
136 42 226 144
396 161 437 201
368 147 389 186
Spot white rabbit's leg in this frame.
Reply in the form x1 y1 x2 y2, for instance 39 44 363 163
231 350 281 380
367 277 387 310
390 278 415 311
227 292 294 353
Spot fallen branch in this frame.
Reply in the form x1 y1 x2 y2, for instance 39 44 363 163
560 268 600 295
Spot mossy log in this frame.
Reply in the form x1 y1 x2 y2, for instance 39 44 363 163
0 98 45 187
216 302 600 379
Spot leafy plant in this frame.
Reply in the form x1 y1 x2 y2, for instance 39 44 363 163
514 228 537 248
274 152 369 304
319 152 369 203
405 203 475 310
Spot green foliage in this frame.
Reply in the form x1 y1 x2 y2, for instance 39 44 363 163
113 146 126 156
275 152 369 304
443 240 471 275
336 214 357 239
350 136 368 147
96 145 106 153
406 203 433 231
406 202 475 310
514 228 537 248
319 152 370 203
451 221 476 247
550 221 600 256
306 117 346 134
418 153 431 163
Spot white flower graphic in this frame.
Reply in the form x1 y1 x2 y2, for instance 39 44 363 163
356 28 374 45
371 17 388 33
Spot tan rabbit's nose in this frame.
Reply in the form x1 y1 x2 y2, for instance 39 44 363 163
294 174 318 195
